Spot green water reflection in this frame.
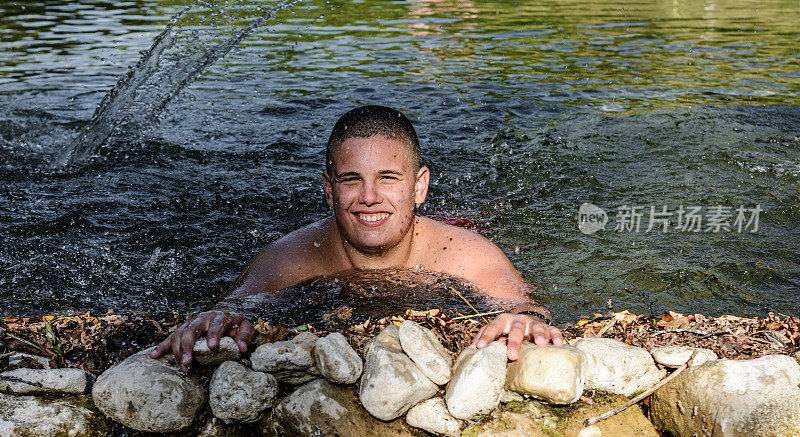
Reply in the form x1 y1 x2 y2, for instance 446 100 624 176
2 0 798 111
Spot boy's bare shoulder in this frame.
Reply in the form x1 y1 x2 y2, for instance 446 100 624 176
258 216 344 277
416 217 511 273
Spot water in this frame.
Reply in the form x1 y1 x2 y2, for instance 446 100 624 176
1 0 799 322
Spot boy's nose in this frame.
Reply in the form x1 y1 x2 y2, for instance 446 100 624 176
359 181 381 205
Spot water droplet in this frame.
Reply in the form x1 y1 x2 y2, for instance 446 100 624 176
314 241 320 247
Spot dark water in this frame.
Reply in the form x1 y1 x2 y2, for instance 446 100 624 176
1 0 799 322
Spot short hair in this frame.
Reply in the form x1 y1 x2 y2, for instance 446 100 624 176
326 105 421 176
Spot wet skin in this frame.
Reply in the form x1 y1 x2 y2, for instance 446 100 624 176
151 135 563 370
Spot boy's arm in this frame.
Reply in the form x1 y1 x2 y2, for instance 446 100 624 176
458 234 564 360
150 224 327 370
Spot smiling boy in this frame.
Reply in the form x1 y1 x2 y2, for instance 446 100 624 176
151 105 563 370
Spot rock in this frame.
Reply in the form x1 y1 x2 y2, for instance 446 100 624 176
651 346 717 368
7 353 50 370
398 320 453 385
0 368 95 395
91 347 206 433
505 343 586 405
209 361 279 424
268 378 415 436
359 325 438 421
500 388 524 403
314 332 363 384
652 354 800 436
573 338 665 396
405 397 461 437
251 332 320 385
445 342 508 420
193 336 242 367
0 393 110 436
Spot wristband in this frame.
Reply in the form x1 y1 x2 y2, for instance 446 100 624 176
516 310 552 326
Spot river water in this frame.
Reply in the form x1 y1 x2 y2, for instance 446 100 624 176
1 0 798 322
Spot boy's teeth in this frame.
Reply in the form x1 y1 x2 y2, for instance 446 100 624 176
360 213 389 222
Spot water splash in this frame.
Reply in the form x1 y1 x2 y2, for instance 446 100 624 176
50 0 300 168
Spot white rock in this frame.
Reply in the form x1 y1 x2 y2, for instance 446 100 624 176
209 361 278 424
652 354 800 437
445 342 508 420
0 367 95 395
193 336 242 367
406 397 461 437
651 346 717 368
92 347 206 433
578 426 603 437
505 344 586 405
574 338 665 396
7 353 50 370
251 332 320 385
399 320 453 385
359 325 438 421
273 378 416 436
0 393 110 436
314 332 363 384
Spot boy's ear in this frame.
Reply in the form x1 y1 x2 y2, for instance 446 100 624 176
323 171 334 207
414 166 430 207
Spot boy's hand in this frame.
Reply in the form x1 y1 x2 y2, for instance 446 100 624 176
471 313 564 361
149 310 254 372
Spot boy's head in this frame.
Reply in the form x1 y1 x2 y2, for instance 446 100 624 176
323 105 429 254
326 105 421 176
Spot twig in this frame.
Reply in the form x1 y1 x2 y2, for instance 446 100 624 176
5 333 48 354
579 395 594 405
450 310 504 321
583 350 699 427
664 328 709 335
0 352 15 360
449 287 488 324
596 318 616 338
685 329 729 344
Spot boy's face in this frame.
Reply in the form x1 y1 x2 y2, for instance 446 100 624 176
323 135 429 254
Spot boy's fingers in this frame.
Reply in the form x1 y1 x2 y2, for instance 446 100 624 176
506 320 526 361
150 337 171 358
531 322 549 346
475 321 505 348
207 313 229 349
179 321 204 370
550 327 565 346
471 326 487 345
234 319 254 353
171 332 182 367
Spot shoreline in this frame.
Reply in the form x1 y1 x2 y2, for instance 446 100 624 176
2 308 797 374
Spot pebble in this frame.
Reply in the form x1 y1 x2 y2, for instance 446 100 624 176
209 361 278 424
359 326 438 421
505 344 586 405
445 342 507 420
574 338 665 396
314 332 363 384
405 397 461 437
398 320 453 385
193 337 242 367
0 367 95 395
92 347 206 433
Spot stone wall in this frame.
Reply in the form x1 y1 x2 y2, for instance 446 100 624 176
2 320 800 436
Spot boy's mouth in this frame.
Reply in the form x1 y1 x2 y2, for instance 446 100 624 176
355 212 390 226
